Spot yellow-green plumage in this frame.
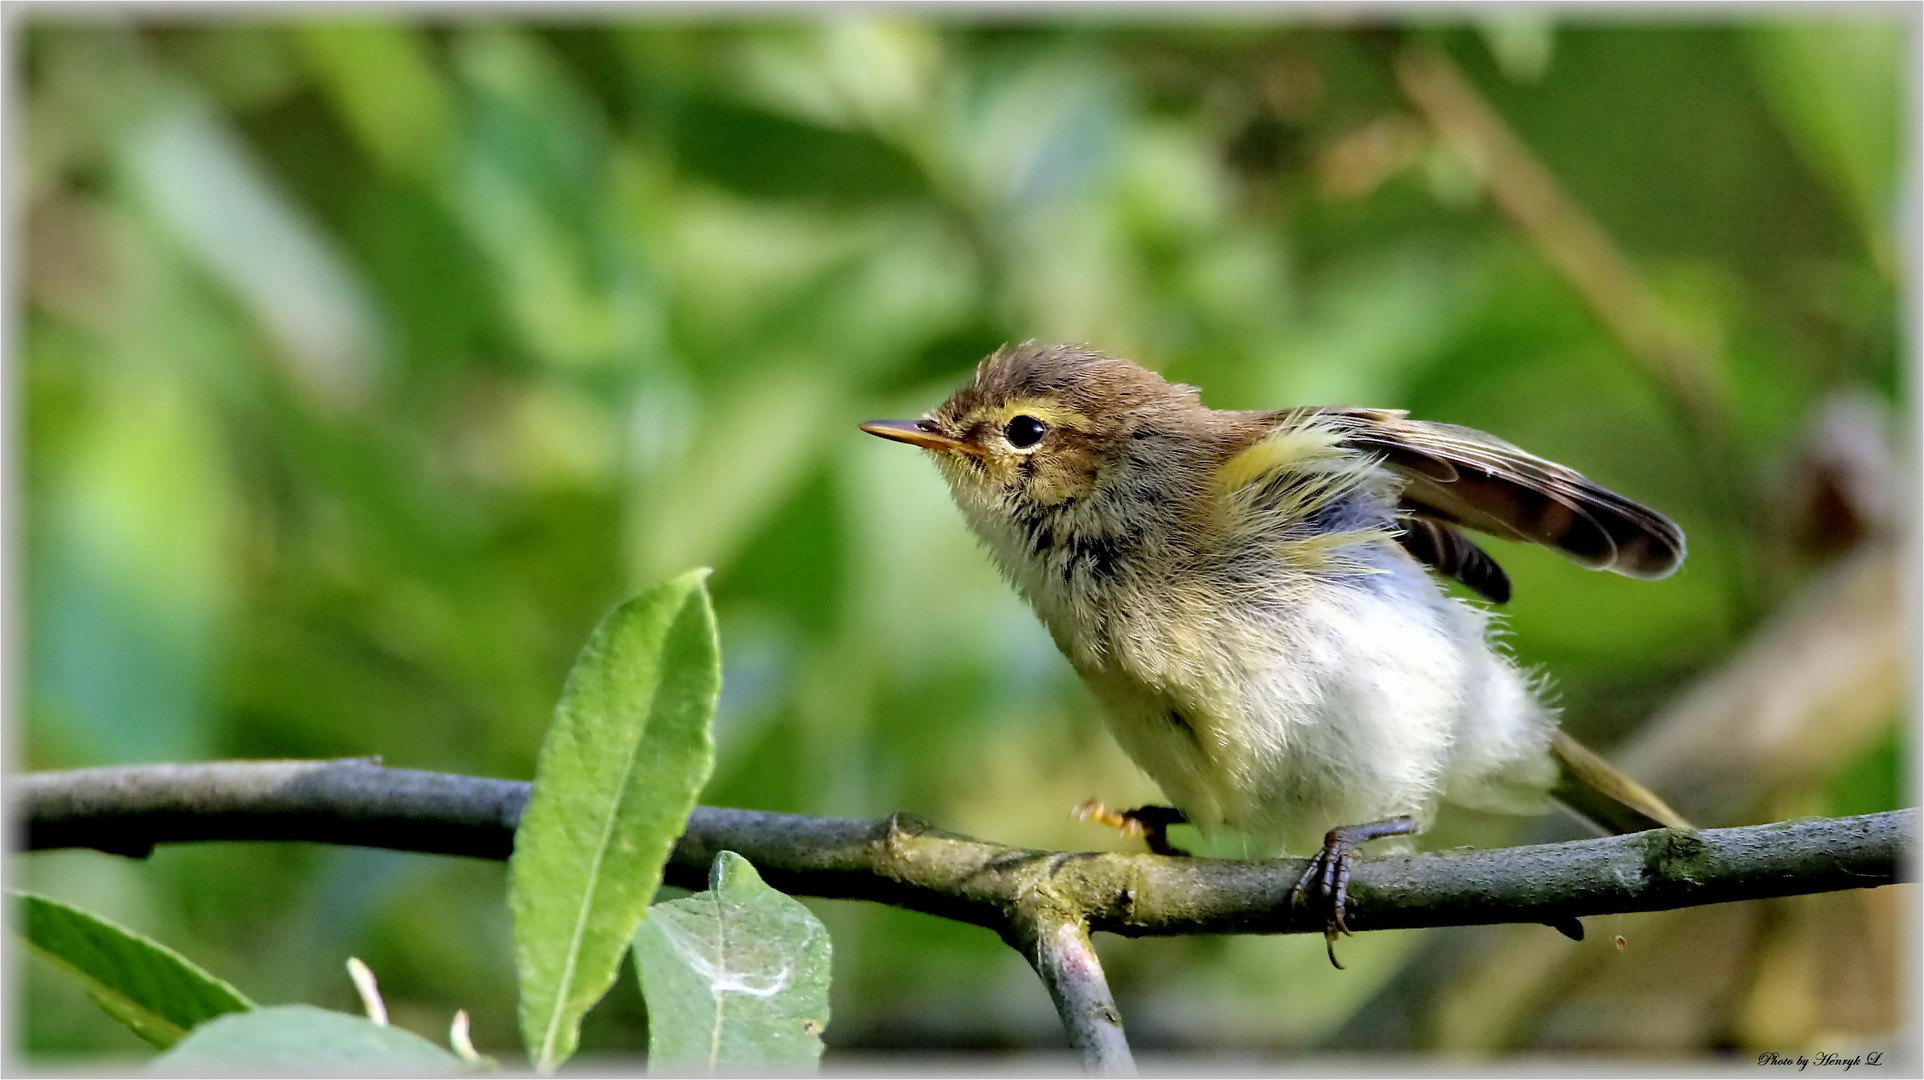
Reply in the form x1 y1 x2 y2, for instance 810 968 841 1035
1212 413 1401 582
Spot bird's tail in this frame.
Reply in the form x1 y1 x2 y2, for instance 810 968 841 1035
1549 731 1692 833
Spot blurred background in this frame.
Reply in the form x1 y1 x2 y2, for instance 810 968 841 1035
16 15 1911 1065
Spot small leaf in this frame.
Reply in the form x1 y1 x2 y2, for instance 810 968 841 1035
152 1005 462 1073
510 570 722 1071
633 852 832 1074
12 890 253 1048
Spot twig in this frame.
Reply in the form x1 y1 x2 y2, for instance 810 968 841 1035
16 758 524 861
16 761 1914 938
1006 910 1136 1076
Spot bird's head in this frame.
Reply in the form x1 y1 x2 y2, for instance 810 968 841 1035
861 343 1206 526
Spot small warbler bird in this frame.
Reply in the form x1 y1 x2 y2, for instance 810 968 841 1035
862 342 1689 965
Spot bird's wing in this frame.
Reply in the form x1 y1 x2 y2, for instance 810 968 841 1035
1289 406 1687 581
1393 515 1511 603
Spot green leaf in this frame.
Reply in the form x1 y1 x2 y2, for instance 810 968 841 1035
510 569 723 1071
12 891 254 1049
633 852 832 1074
152 1005 462 1073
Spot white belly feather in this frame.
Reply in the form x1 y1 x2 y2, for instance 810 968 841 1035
1055 560 1559 856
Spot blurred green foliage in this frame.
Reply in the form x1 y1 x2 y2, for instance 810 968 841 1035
19 16 1904 1061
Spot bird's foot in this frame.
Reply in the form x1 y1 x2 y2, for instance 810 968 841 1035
1290 815 1421 969
1072 800 1190 857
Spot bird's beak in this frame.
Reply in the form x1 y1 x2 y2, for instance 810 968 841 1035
859 419 983 458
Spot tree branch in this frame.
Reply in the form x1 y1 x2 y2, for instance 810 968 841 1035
16 760 1913 940
17 760 1913 1074
1006 910 1136 1076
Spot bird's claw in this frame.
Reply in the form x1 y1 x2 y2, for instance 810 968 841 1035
1288 815 1420 970
1290 831 1358 969
1072 799 1132 834
1073 800 1190 857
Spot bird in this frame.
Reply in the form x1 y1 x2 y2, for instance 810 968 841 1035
860 341 1691 966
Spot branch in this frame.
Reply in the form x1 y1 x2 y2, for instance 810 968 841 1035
18 761 1913 1074
1006 910 1135 1076
17 760 1914 939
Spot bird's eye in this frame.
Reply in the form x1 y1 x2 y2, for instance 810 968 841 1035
1004 415 1047 449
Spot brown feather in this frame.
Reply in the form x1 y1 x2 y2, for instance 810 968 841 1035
1394 516 1512 603
1290 407 1687 580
